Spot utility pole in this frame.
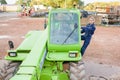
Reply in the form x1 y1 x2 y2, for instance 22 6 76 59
65 0 66 8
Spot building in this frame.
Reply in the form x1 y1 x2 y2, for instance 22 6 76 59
0 4 20 12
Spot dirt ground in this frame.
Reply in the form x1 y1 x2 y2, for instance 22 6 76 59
0 16 44 58
84 25 120 66
0 13 120 79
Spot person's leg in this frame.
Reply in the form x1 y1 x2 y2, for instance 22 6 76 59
81 35 85 40
81 35 85 56
81 37 91 56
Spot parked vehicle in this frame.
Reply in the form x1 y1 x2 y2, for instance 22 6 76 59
0 8 85 80
80 10 88 18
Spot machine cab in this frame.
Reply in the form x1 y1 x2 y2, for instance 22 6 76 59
47 9 81 52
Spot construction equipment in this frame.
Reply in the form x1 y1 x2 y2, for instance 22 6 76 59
0 8 85 80
96 6 120 24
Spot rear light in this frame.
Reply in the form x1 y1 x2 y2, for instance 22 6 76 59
8 52 17 57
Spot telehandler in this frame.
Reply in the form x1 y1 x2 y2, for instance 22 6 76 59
0 8 85 80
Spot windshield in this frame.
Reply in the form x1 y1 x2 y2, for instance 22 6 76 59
50 12 79 44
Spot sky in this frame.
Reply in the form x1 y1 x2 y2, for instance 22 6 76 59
5 0 17 4
81 0 120 5
5 0 120 5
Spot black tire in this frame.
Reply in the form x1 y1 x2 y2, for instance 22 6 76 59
70 61 86 80
0 60 21 80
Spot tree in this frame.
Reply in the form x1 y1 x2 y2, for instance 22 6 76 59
29 0 83 8
16 0 32 7
0 0 7 4
15 0 84 9
16 0 23 5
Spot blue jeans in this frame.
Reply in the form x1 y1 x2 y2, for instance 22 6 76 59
81 35 91 56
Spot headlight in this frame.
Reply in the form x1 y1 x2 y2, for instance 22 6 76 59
8 52 17 57
69 52 78 58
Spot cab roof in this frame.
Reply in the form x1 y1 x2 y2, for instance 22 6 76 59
50 8 80 13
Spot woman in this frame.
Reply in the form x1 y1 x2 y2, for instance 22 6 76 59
81 17 96 56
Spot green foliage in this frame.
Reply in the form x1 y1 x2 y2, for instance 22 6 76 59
16 0 31 7
0 0 7 4
29 0 83 8
16 0 23 5
15 0 84 8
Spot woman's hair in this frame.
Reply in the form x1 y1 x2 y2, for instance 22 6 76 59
89 16 95 22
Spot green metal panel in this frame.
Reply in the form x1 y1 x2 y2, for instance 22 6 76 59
40 60 69 80
5 53 28 61
40 72 69 80
11 67 37 80
48 44 80 52
5 31 43 61
46 52 81 61
10 75 32 80
10 29 48 80
17 31 43 51
20 29 47 67
16 67 35 75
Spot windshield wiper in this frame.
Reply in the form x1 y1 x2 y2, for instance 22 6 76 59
62 23 78 44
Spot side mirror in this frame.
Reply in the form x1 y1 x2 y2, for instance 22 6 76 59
44 23 47 29
8 40 14 50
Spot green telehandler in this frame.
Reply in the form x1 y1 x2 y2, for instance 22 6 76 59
0 8 85 80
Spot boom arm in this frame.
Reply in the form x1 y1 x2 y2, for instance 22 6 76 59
10 29 48 80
